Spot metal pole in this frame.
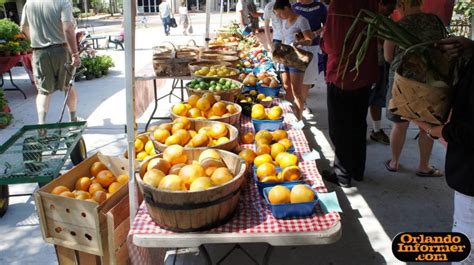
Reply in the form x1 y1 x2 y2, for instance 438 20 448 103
227 0 230 14
220 0 224 26
205 0 212 48
124 0 137 224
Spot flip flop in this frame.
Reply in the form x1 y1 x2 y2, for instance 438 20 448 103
384 159 398 172
416 166 444 177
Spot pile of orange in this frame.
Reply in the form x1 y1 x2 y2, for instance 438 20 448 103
251 104 282 120
141 146 236 192
254 148 300 184
125 133 156 161
171 93 240 120
152 118 232 147
51 161 129 204
268 184 314 205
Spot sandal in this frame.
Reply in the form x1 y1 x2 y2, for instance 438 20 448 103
384 159 398 172
416 166 444 177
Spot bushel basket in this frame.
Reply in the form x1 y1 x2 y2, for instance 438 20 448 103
153 42 197 77
388 64 452 125
136 149 246 232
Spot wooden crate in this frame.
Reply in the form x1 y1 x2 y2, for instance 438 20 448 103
34 153 130 265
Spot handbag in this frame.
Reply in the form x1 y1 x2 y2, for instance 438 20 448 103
272 43 313 71
170 17 178 28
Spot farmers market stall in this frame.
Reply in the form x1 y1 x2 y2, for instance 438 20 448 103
0 53 33 99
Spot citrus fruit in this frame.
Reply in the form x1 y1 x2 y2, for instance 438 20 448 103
254 154 273 167
51 185 70 195
134 139 145 153
173 129 191 145
204 166 218 177
279 153 298 168
158 123 173 131
169 163 186 175
240 132 254 144
174 117 191 130
275 152 290 165
143 169 165 188
146 158 170 174
260 176 279 183
226 104 238 114
179 163 205 188
189 177 213 191
238 149 256 165
278 138 293 150
90 162 107 177
256 162 277 179
216 136 229 145
191 133 210 147
96 170 116 188
153 128 171 144
117 174 129 185
75 177 92 191
108 182 122 194
211 167 234 186
270 143 286 159
136 151 148 161
211 101 227 116
188 95 200 107
268 185 291 204
198 149 222 163
255 130 273 144
159 174 186 191
196 97 211 111
210 123 228 139
145 140 155 154
281 166 302 181
89 182 105 194
251 108 267 120
163 145 188 165
59 191 75 198
92 190 107 203
164 135 181 146
268 106 283 120
171 122 186 134
290 184 314 203
172 103 187 116
188 108 202 118
256 144 271 156
74 190 91 200
272 130 288 141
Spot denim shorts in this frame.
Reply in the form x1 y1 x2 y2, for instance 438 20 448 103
283 66 304 73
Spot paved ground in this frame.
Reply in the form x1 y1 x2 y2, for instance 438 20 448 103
0 13 453 265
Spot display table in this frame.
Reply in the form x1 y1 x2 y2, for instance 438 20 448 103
0 54 33 99
127 102 342 265
135 63 192 130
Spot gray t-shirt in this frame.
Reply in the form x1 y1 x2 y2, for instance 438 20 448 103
282 15 311 45
263 1 283 41
21 0 74 48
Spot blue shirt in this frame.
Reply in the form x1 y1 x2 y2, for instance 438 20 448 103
292 1 327 45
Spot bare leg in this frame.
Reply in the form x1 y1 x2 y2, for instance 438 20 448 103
418 128 434 172
289 72 305 120
65 86 78 121
370 105 382 131
281 72 294 104
36 93 51 124
388 121 409 170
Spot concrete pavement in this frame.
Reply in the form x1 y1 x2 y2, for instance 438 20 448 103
0 12 453 265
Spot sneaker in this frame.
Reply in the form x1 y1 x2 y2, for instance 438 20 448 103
370 129 390 145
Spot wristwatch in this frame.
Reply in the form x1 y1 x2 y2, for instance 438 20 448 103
426 127 439 140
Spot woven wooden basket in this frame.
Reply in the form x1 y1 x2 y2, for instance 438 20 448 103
170 100 242 125
135 150 246 232
204 47 239 56
152 42 197 77
188 60 232 74
389 69 452 125
185 77 243 101
150 120 239 153
192 67 241 80
199 54 240 67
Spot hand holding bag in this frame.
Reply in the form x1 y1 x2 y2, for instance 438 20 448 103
272 42 313 71
170 16 178 28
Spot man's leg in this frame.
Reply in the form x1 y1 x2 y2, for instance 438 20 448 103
370 105 382 131
65 86 78 121
162 18 168 34
351 86 370 180
36 93 51 124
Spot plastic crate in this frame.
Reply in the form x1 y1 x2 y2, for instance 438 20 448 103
252 118 283 132
252 167 304 196
263 183 318 219
257 85 281 97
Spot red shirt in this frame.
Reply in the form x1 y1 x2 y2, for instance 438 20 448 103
321 0 378 90
392 0 454 26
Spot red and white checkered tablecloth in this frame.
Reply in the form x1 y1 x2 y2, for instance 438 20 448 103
127 99 340 265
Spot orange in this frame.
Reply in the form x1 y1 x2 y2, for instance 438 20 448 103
89 182 105 194
163 145 188 165
268 185 291 204
267 106 283 120
74 190 92 200
278 138 293 150
254 154 273 167
143 169 165 188
256 138 271 146
117 174 129 185
92 190 107 203
216 136 229 145
174 117 191 130
275 152 290 165
75 176 92 191
145 140 155 154
290 184 314 203
173 129 191 146
202 92 217 105
198 149 223 163
240 132 254 144
252 103 265 112
272 130 288 141
256 162 277 179
210 167 234 186
90 162 108 177
153 128 170 144
238 149 256 165
85 198 97 203
255 130 273 144
108 182 122 194
136 151 148 161
256 144 271 156
165 135 181 146
191 133 210 147
210 123 228 139
59 191 75 198
211 101 227 116
172 103 188 116
171 122 186 134
204 166 218 177
222 113 232 118
251 108 267 120
137 134 149 144
179 163 205 189
51 185 70 195
147 158 171 174
188 94 200 107
196 97 211 111
279 153 298 169
96 170 116 188
189 177 213 191
188 108 202 118
169 163 186 175
260 176 279 183
270 143 286 159
281 166 302 181
158 123 173 132
158 175 186 191
226 104 238 114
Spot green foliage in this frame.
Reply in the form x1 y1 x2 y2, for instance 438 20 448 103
454 0 474 19
451 0 473 37
0 88 9 110
81 55 115 77
0 19 30 54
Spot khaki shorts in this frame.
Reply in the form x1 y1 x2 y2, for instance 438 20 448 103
32 45 72 95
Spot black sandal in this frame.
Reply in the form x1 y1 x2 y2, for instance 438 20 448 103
384 160 398 172
416 166 444 177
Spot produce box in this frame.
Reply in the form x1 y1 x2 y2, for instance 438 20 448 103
34 153 130 265
263 183 319 219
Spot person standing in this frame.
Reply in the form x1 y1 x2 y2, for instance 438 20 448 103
236 0 261 32
383 0 446 176
179 1 189 35
263 0 283 51
159 0 172 36
368 0 396 145
321 0 379 187
20 0 81 125
408 36 474 265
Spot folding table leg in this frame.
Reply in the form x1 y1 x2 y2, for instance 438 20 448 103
199 245 212 265
216 244 260 265
3 71 27 99
262 244 274 265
